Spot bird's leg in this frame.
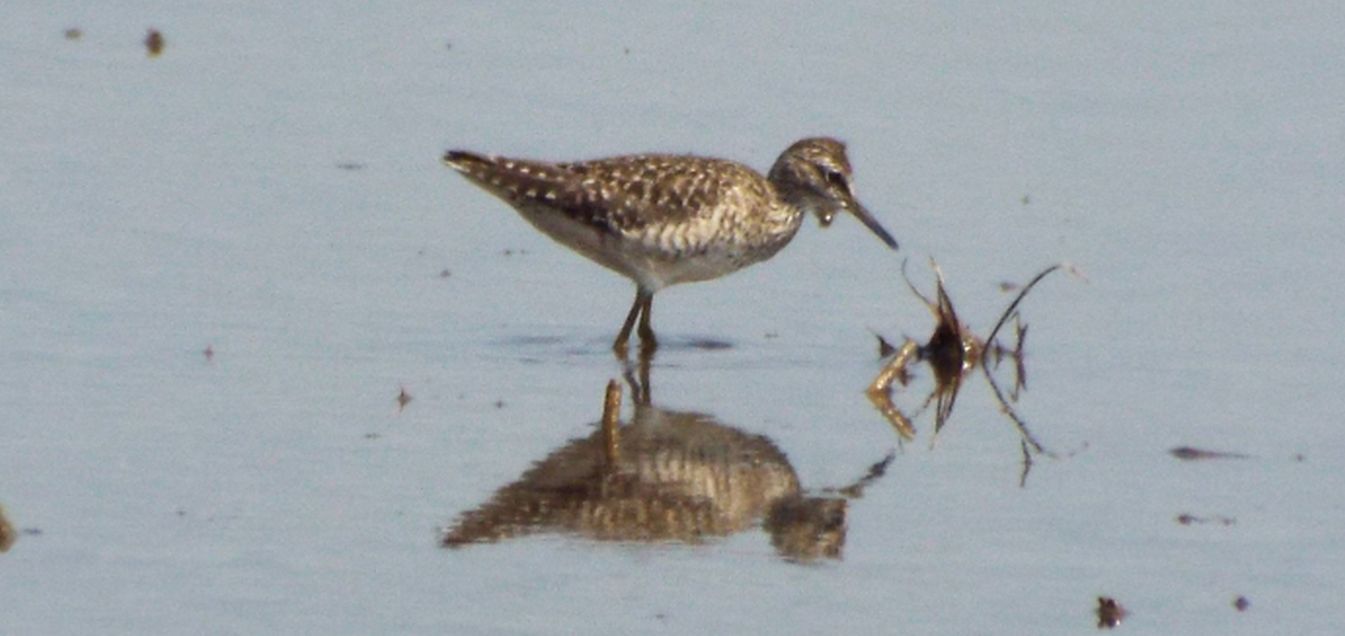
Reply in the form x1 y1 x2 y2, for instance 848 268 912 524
614 288 648 353
636 292 656 350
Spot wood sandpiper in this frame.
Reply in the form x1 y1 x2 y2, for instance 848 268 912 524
442 137 899 352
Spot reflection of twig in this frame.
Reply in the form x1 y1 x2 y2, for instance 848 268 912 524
1011 319 1028 401
1018 440 1033 488
601 380 622 467
933 373 961 438
981 361 1051 456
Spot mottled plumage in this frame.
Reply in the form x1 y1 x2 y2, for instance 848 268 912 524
442 137 898 351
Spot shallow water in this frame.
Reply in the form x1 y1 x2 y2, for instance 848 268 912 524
3 3 1344 634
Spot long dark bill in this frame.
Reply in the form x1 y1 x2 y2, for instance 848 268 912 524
850 201 899 250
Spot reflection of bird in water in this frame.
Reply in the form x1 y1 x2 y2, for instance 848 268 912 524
442 383 850 561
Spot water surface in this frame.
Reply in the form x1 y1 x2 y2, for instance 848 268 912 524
3 3 1343 634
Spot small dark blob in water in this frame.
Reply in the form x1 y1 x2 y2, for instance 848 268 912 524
1021 194 1031 205
64 28 83 40
501 248 529 256
1170 446 1249 461
396 387 412 411
364 432 381 440
203 344 214 362
335 162 366 171
1233 595 1250 612
439 269 452 279
1096 596 1127 629
1176 513 1236 526
144 29 165 57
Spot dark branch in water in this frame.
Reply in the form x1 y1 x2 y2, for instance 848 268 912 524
869 260 1084 472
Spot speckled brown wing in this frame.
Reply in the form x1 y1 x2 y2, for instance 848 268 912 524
444 150 657 237
553 155 771 228
444 151 770 238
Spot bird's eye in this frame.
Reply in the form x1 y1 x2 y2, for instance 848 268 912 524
823 169 848 191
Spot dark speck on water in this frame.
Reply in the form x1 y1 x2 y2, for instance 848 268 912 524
1096 596 1127 629
1170 446 1250 461
144 29 165 57
1176 513 1236 526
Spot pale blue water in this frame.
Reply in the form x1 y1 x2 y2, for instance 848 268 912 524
3 3 1343 634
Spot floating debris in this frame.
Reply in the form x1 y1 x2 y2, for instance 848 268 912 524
1096 596 1127 629
439 269 452 279
1169 446 1249 461
396 386 412 411
144 29 165 57
335 162 366 171
867 260 1073 451
1233 595 1250 612
64 28 83 40
1176 513 1236 526
203 344 214 362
